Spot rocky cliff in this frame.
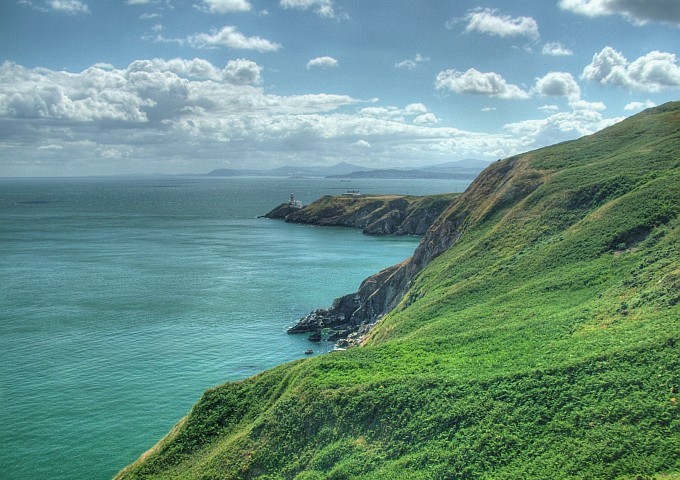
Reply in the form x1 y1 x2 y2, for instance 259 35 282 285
286 161 529 345
265 193 459 236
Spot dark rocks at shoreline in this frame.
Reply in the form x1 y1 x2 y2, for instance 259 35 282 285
264 193 459 236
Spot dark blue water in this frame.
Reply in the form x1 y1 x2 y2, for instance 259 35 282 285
0 176 469 479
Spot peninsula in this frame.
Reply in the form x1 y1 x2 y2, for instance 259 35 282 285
265 192 460 236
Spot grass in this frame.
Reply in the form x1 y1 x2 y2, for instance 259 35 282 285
283 192 460 235
117 102 680 479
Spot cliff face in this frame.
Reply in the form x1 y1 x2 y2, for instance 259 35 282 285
265 193 459 236
288 157 540 344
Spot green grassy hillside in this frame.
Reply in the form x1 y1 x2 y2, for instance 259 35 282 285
266 193 459 236
117 103 679 480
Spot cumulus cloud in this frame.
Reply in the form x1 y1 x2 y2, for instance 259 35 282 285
0 58 627 176
21 0 90 14
624 99 656 110
559 0 680 27
0 58 271 126
280 0 344 19
582 47 680 91
504 105 623 149
358 103 431 123
395 54 430 70
542 42 574 56
463 8 539 39
436 68 531 99
535 71 581 99
186 25 281 51
198 0 252 13
413 113 438 125
223 58 263 85
50 0 90 13
306 56 338 69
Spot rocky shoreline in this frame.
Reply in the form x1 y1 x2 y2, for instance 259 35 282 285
264 192 458 236
263 190 470 347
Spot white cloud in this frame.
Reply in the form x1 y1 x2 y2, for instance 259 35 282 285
624 100 656 110
126 0 152 4
306 56 338 69
463 8 539 39
280 0 344 19
504 105 623 149
542 42 573 56
413 113 438 125
582 47 680 91
358 103 431 122
539 104 560 112
481 107 497 112
570 99 606 111
92 62 115 70
404 103 428 115
21 0 91 14
223 59 263 85
395 54 430 70
49 0 89 14
436 68 531 99
535 71 581 99
0 59 629 176
198 0 252 14
559 0 680 27
186 26 281 52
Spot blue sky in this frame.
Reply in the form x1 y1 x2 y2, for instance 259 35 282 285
1 0 679 176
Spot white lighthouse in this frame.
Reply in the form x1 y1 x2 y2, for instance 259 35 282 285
288 192 303 209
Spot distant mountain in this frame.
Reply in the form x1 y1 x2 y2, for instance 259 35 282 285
204 162 368 178
327 169 480 180
327 159 491 179
422 158 493 171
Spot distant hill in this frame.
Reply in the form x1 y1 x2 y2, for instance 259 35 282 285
118 103 680 480
327 159 491 179
205 161 369 178
204 160 490 179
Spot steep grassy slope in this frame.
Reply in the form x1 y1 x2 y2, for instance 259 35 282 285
117 103 679 480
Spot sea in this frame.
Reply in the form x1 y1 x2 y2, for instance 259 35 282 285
0 175 470 480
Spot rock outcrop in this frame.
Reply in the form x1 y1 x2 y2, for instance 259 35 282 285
287 157 545 345
265 193 458 236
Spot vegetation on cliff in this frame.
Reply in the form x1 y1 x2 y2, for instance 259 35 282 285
265 193 459 236
117 103 679 480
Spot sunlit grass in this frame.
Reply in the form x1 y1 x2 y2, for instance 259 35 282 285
117 102 679 479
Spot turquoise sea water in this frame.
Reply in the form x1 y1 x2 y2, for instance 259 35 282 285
0 176 469 479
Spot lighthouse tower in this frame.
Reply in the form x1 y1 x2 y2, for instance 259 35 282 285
288 192 303 209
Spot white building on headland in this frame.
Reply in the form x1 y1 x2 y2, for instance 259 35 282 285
289 193 303 209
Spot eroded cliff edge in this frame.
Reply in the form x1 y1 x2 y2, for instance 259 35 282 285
287 157 542 345
265 192 458 236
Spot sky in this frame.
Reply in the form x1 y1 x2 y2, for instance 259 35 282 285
0 0 679 176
